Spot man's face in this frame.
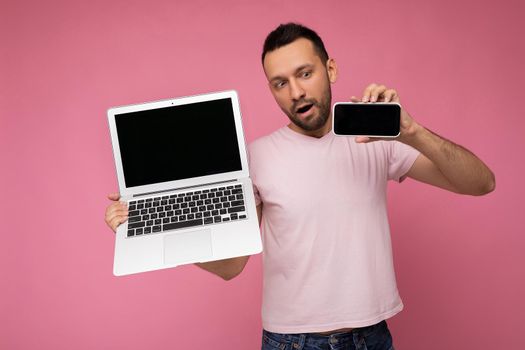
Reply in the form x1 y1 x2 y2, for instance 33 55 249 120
263 38 337 134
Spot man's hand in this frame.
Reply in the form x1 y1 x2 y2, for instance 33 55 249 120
350 83 495 196
350 83 419 145
105 193 128 233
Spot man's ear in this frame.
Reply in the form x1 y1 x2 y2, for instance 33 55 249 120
326 58 338 83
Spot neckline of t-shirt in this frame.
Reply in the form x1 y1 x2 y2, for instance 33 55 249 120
280 124 334 143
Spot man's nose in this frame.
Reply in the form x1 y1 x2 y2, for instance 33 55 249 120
289 79 305 101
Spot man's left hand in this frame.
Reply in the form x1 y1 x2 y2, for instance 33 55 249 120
350 83 420 145
350 83 495 195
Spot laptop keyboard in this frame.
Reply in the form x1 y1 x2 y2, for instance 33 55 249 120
125 184 247 238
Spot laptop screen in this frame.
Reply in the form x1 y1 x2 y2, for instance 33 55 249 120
115 98 242 188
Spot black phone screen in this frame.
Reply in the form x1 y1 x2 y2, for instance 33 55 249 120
333 103 400 137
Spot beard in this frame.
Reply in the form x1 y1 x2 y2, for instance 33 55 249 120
283 86 332 132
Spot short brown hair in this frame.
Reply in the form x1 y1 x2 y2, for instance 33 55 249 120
262 23 329 65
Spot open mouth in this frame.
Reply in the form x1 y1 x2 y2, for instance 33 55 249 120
296 103 314 114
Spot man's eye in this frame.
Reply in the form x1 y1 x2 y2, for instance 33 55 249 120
301 71 312 78
275 81 287 89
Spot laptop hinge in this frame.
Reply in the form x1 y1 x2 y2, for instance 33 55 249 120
133 179 239 198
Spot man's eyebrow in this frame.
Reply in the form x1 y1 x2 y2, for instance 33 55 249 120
269 64 314 82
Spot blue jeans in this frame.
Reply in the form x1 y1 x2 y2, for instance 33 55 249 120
261 320 394 350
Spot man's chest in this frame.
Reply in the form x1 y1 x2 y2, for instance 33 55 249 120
253 145 389 214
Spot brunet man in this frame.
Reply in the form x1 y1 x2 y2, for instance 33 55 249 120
105 23 494 349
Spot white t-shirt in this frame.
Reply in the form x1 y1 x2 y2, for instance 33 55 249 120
248 126 420 334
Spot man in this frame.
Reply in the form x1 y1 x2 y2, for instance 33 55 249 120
105 23 495 349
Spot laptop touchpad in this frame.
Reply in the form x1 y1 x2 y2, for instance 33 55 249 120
163 228 213 265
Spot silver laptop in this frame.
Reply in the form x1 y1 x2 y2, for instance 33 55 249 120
107 90 262 276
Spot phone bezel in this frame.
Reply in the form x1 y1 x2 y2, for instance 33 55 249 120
332 102 401 138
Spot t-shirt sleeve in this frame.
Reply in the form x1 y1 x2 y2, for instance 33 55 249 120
247 143 262 206
387 141 420 182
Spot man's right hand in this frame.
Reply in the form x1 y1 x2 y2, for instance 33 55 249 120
104 193 128 233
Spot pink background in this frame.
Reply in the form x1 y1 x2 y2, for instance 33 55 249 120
1 0 523 348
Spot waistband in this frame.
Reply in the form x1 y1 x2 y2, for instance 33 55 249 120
263 320 388 348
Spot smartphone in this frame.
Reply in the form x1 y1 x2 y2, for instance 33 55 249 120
332 102 401 138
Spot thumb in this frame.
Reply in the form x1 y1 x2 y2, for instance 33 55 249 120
355 136 385 144
354 136 371 143
107 192 120 201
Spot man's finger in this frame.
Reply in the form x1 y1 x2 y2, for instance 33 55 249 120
106 208 129 221
109 216 128 232
382 89 398 102
107 211 128 228
106 202 128 218
350 96 360 102
392 92 400 103
362 83 378 102
354 136 371 143
355 136 384 144
370 85 387 102
105 204 128 224
108 193 120 201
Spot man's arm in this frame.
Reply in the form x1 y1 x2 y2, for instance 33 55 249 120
195 204 263 280
354 83 495 196
403 127 495 195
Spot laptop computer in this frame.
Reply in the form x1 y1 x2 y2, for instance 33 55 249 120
107 90 262 276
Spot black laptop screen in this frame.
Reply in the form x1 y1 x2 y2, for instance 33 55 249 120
115 98 242 188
